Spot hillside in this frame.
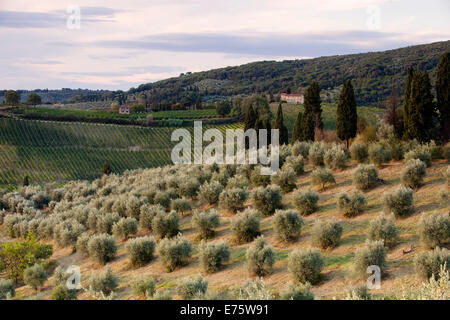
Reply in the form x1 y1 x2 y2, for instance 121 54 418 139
0 118 242 187
129 41 450 107
1 146 448 300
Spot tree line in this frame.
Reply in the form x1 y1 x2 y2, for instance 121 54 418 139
244 51 449 147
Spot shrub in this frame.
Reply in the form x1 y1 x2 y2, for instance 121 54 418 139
272 209 304 241
439 188 449 206
0 279 15 299
154 191 171 208
0 234 52 282
288 248 324 284
311 219 343 249
211 169 230 186
236 278 274 300
446 166 450 187
199 241 230 273
293 189 319 216
153 289 173 300
131 278 155 298
336 191 367 218
387 140 406 161
369 143 392 167
308 142 326 167
87 234 118 265
443 143 450 160
124 196 142 219
51 284 77 300
310 168 335 190
23 264 48 290
271 166 297 193
52 266 70 287
231 208 261 243
324 144 348 170
404 145 432 167
250 167 271 187
279 282 314 300
177 275 208 300
126 236 156 267
246 236 275 276
382 187 414 217
198 181 224 205
157 234 193 272
352 164 379 191
112 217 138 240
418 212 450 248
350 143 369 163
291 141 310 158
151 210 179 239
344 284 371 300
170 198 192 215
250 185 282 216
54 219 86 250
76 233 92 257
401 159 427 188
414 247 450 280
367 214 399 248
218 188 248 213
139 204 164 231
96 212 120 234
88 267 119 295
283 155 304 175
178 178 200 198
353 240 387 278
191 209 221 240
226 174 249 189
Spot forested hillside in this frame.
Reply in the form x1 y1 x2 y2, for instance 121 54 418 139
129 41 450 107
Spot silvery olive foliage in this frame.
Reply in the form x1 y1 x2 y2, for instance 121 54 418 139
246 236 275 276
250 184 282 216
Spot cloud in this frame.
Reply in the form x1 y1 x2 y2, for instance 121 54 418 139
89 30 411 57
0 11 65 28
0 7 122 28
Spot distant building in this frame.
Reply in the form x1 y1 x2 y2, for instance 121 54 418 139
119 105 130 114
280 93 304 104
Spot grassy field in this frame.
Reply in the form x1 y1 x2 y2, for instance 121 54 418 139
0 118 242 187
3 158 448 300
270 102 384 132
13 107 218 120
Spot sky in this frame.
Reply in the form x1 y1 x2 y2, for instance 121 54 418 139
0 0 449 90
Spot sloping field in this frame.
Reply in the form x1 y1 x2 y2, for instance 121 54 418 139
6 159 449 300
0 118 242 186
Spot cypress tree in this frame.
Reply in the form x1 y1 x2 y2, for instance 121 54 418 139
195 95 202 110
383 87 403 138
102 162 112 176
402 66 414 139
307 81 323 129
291 111 303 143
244 106 257 149
23 175 30 187
336 80 357 148
273 103 289 145
408 68 435 142
300 110 315 141
436 52 450 141
301 81 322 141
244 105 257 132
